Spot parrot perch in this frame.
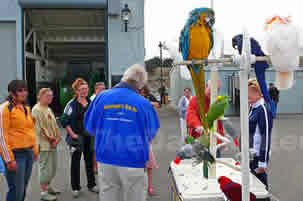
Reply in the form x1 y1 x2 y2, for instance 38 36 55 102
179 7 215 134
221 117 240 148
179 94 230 178
176 140 215 167
218 176 257 201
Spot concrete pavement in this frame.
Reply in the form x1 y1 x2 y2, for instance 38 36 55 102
1 106 303 201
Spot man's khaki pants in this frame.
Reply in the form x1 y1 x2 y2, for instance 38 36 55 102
98 162 147 201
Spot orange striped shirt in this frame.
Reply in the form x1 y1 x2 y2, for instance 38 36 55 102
0 101 38 163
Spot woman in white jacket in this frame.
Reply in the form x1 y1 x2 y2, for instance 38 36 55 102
178 88 192 145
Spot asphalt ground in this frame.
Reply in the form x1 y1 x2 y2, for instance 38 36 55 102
1 106 303 201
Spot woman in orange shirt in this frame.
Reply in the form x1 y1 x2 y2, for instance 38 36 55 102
0 80 38 201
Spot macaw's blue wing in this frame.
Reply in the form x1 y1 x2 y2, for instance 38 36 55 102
179 13 199 73
232 34 276 118
179 26 190 61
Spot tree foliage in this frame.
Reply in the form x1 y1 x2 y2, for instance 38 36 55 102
145 57 174 72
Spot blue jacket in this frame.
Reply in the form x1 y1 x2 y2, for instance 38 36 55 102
249 98 273 168
0 156 4 173
84 82 160 168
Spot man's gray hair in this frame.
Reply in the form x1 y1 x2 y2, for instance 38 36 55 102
121 64 148 89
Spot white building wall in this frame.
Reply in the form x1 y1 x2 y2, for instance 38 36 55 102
0 22 17 102
108 0 145 86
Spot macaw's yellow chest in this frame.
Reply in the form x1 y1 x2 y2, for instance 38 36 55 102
188 24 211 60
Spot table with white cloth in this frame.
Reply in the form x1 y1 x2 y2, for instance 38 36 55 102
168 158 270 201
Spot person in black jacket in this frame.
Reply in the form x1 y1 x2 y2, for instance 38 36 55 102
61 78 98 198
269 83 279 103
140 86 160 109
269 83 279 116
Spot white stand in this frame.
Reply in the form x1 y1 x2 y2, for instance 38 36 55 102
239 29 251 201
172 29 268 201
209 68 218 179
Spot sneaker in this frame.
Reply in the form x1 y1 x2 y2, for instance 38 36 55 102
148 187 157 196
72 190 80 198
41 192 57 201
47 186 61 195
88 186 99 193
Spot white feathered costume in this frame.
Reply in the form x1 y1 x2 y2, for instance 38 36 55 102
264 16 302 89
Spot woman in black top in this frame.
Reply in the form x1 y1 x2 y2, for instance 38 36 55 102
61 78 98 197
139 86 160 108
139 85 160 195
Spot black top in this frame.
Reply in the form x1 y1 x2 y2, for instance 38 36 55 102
74 99 91 136
144 94 160 104
269 87 280 103
61 97 91 148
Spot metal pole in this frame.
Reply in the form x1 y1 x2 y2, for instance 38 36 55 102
23 10 27 80
125 21 128 32
173 56 269 66
33 31 37 56
174 58 233 65
160 42 163 87
209 0 216 178
159 42 164 104
209 67 218 178
16 5 23 79
240 29 251 201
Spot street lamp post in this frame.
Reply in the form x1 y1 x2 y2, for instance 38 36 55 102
159 41 163 85
121 4 131 32
159 41 165 104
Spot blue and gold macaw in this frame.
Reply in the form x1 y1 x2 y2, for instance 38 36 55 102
179 7 215 133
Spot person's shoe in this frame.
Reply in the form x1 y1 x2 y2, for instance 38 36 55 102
88 186 99 193
148 187 156 196
72 190 80 198
41 192 57 201
47 186 61 195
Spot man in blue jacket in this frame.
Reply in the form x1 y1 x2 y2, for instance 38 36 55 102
84 64 160 201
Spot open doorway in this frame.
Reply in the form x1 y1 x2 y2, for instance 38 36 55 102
25 58 36 108
23 9 107 115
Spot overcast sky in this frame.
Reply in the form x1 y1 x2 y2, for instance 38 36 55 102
144 0 301 60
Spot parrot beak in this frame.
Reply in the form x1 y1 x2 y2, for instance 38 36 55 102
205 12 215 28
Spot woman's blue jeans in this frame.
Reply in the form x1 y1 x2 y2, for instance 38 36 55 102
4 150 34 201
